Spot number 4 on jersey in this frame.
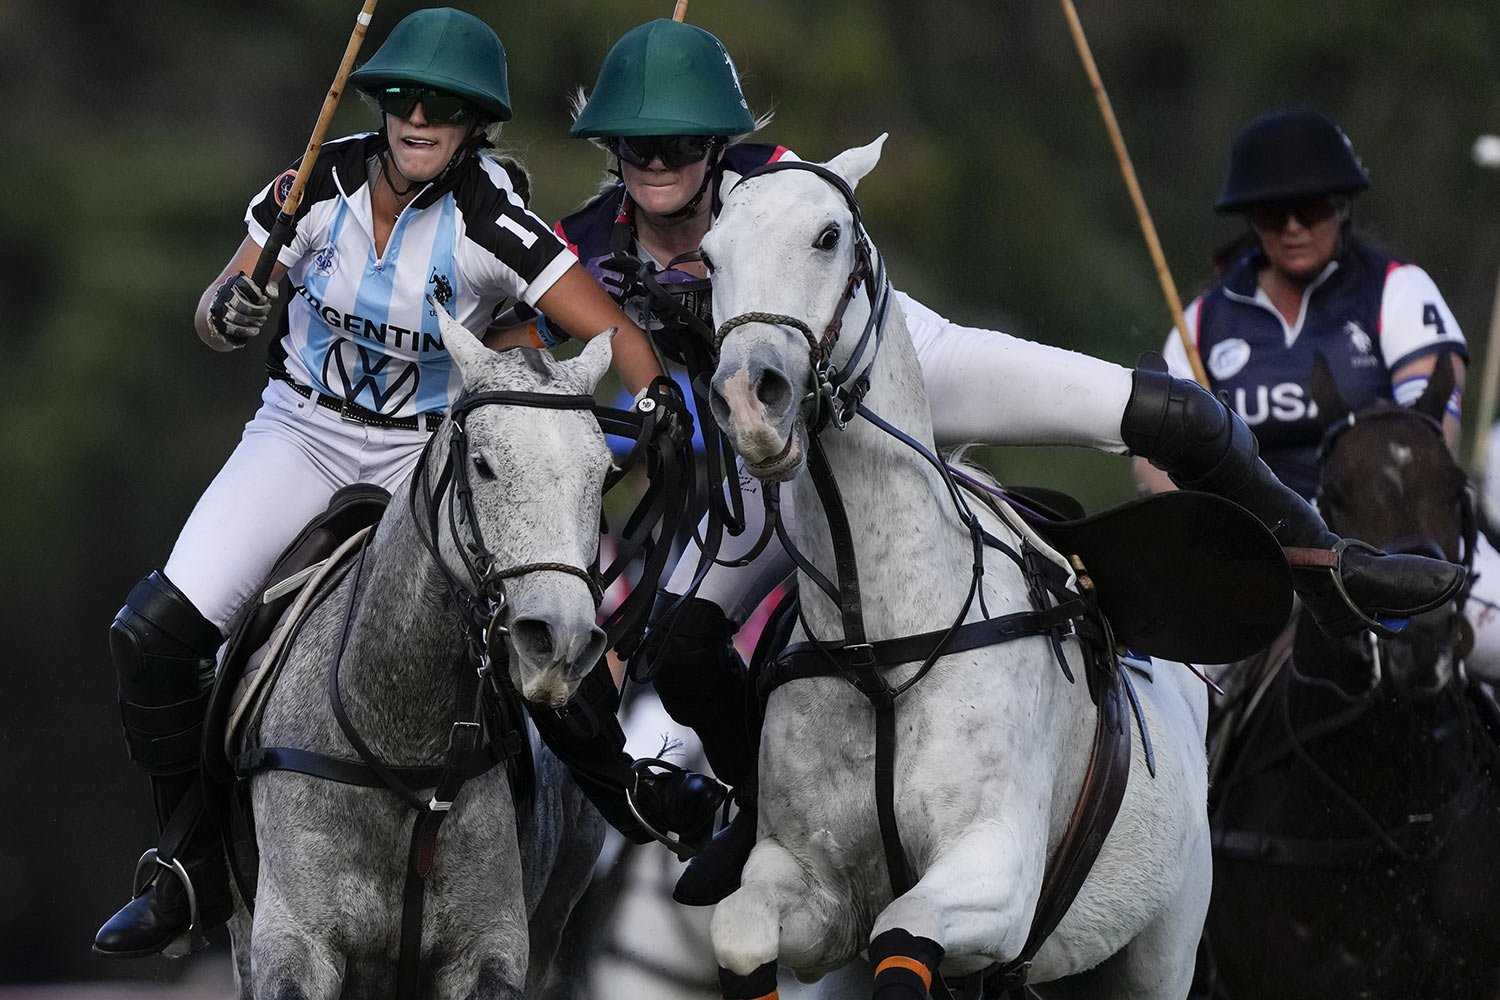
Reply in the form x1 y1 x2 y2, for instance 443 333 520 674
1423 302 1448 335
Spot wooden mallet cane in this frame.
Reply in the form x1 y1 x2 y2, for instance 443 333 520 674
1058 0 1210 388
251 0 382 289
1466 133 1500 472
672 0 691 22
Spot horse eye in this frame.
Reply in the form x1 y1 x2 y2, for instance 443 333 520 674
472 455 496 480
814 224 840 251
700 251 716 274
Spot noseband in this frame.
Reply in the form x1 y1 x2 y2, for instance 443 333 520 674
1314 404 1476 671
714 160 893 431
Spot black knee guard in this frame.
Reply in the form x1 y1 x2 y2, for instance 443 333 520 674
1121 361 1260 497
1122 360 1466 636
111 571 222 777
640 591 758 791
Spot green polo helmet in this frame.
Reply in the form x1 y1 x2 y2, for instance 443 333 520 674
350 8 512 122
571 19 755 138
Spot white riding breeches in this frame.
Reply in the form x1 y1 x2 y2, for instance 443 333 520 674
162 379 433 632
666 291 1136 622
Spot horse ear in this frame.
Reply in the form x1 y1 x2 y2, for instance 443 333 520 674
430 296 497 385
1309 352 1351 426
562 328 615 392
720 167 743 197
826 133 889 189
1411 352 1457 423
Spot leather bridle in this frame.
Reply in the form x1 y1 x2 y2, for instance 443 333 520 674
242 383 695 1000
709 160 1138 999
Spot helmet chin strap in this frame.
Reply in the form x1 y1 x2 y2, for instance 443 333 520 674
661 141 725 221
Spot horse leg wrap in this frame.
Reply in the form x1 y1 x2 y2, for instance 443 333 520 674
645 591 758 790
869 928 945 999
719 960 779 1000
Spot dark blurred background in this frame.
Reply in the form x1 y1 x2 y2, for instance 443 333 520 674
4 0 1500 988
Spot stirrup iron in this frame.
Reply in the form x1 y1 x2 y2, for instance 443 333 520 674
131 848 203 958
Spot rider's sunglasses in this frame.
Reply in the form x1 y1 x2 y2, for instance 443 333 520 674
1247 197 1344 233
610 134 718 170
377 87 476 125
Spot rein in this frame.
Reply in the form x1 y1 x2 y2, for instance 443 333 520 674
716 160 1135 997
239 383 694 1000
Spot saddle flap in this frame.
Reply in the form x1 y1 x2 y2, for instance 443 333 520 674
202 485 391 785
1022 490 1293 664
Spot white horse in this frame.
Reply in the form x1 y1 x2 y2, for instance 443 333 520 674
701 137 1210 998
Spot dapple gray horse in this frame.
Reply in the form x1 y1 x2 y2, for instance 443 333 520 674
704 138 1210 998
228 310 613 999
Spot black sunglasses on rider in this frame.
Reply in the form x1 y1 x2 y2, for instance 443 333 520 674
610 134 718 170
1247 196 1345 233
377 87 476 125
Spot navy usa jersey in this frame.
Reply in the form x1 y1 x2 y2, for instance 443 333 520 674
1162 239 1464 498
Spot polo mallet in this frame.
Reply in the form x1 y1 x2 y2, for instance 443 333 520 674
251 0 382 289
1058 0 1209 387
1466 133 1500 472
672 0 691 21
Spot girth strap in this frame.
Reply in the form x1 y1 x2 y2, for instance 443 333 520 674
235 734 523 790
758 601 1087 700
989 679 1132 992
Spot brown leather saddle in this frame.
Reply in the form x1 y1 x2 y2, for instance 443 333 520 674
1007 487 1293 664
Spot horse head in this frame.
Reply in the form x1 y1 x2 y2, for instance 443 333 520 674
434 305 614 705
706 135 888 482
1310 351 1472 697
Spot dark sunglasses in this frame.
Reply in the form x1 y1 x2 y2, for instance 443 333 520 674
610 134 718 170
1247 197 1344 232
377 87 476 125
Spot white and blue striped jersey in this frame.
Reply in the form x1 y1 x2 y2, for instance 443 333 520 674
246 133 572 417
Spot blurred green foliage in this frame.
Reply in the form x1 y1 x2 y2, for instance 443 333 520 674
3 0 1500 983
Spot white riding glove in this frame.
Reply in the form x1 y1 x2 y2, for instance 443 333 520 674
204 273 279 351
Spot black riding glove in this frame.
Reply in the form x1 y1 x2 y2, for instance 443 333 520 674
204 272 279 351
582 252 643 303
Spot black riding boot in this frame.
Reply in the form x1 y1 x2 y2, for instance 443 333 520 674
1122 363 1467 636
638 592 762 906
94 572 232 959
525 659 727 854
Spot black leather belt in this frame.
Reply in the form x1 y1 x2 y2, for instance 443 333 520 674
270 371 444 432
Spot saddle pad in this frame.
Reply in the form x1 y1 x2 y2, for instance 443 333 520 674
1022 491 1293 664
224 528 371 762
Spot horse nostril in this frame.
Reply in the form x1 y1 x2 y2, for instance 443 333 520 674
511 618 556 660
709 385 735 431
756 368 792 413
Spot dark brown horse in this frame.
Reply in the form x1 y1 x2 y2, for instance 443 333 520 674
1201 355 1500 1000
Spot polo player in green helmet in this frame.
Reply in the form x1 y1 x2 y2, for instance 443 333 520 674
493 18 1470 918
92 6 719 960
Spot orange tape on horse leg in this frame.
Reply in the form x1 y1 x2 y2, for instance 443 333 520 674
875 955 934 991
